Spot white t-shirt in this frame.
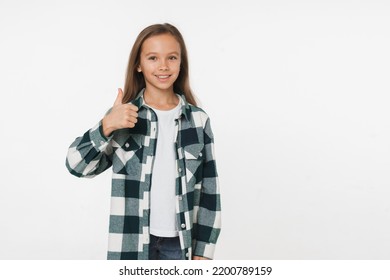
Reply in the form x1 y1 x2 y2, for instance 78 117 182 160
148 99 181 237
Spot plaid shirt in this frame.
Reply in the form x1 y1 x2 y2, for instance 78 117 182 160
66 89 221 260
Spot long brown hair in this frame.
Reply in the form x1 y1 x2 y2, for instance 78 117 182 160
122 23 197 106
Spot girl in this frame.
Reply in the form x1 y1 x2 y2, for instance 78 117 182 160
66 23 221 260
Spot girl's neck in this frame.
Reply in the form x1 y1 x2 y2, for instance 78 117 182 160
144 87 179 110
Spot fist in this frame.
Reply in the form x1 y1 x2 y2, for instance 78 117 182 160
102 88 139 137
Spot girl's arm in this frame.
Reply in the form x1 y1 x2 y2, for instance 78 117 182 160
66 120 114 178
193 117 222 259
66 89 138 178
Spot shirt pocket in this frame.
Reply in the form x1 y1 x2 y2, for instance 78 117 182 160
112 134 144 176
183 143 204 185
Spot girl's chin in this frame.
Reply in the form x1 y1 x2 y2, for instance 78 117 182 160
145 84 175 92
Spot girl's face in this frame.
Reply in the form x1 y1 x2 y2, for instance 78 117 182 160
138 34 181 94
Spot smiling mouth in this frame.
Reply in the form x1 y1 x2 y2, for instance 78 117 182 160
155 75 171 79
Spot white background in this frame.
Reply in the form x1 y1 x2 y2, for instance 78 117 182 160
0 0 389 260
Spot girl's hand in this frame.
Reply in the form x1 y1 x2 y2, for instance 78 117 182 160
192 256 209 260
102 88 139 137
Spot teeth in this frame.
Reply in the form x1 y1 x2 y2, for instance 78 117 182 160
157 75 169 78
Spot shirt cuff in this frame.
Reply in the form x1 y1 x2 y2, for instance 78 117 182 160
194 241 216 260
89 120 113 151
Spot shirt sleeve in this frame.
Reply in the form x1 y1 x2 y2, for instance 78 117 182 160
193 117 221 259
65 119 113 178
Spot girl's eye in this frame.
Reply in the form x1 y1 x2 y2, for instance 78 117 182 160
169 56 177 60
148 56 157 61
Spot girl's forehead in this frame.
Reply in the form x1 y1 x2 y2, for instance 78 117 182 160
141 34 181 54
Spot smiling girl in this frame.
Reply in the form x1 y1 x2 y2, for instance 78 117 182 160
66 23 221 260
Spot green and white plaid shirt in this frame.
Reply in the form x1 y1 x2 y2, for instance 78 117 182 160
66 89 221 260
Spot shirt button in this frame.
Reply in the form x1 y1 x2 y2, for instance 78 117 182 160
185 252 189 258
178 168 182 173
125 143 129 148
199 152 202 157
181 223 186 229
178 196 183 201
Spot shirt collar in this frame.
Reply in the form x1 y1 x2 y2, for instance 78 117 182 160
132 88 191 121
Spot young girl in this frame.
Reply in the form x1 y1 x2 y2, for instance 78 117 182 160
66 23 221 260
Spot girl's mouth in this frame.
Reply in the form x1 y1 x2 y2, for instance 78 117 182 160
155 75 171 81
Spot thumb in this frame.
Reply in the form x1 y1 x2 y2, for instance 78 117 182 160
113 88 124 106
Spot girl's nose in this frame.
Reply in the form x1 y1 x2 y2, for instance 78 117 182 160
159 61 169 71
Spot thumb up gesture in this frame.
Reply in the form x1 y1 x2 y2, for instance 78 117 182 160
102 88 139 137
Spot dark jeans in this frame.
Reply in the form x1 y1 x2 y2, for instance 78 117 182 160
149 234 184 260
